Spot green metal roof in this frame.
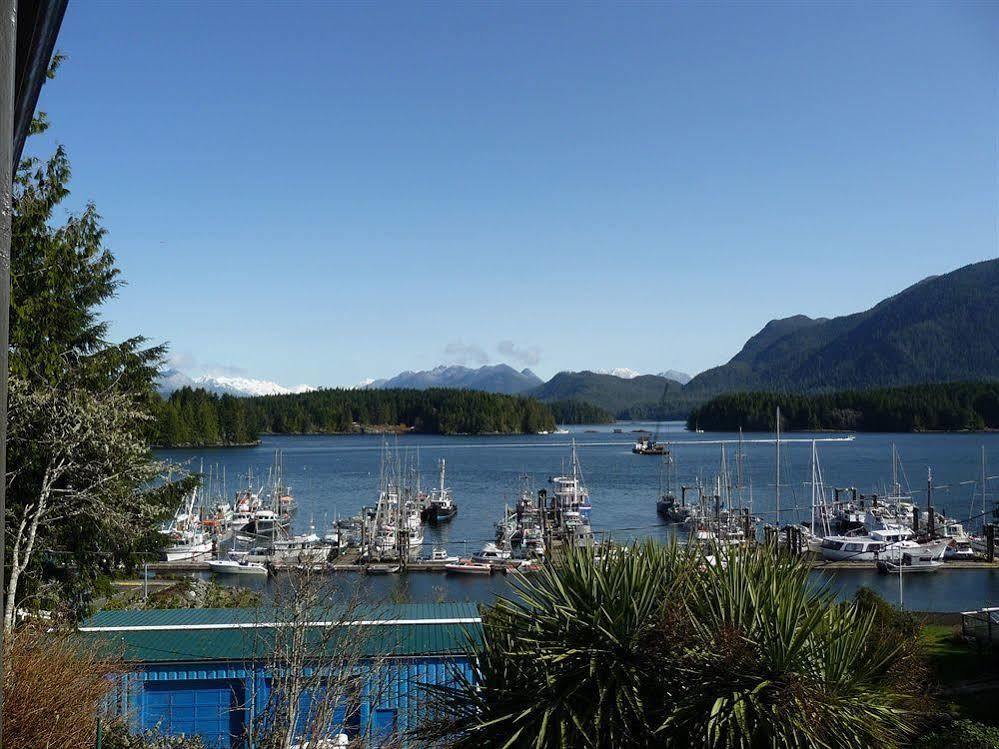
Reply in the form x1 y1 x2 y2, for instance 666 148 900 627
79 603 482 663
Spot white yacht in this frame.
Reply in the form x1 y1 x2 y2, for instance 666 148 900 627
818 523 948 562
472 542 511 564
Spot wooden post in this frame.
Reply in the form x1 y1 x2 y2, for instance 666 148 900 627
987 524 995 563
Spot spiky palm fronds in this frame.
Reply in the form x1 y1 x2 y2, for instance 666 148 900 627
425 544 924 749
664 547 921 748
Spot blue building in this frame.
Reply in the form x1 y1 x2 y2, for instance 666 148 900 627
79 602 481 748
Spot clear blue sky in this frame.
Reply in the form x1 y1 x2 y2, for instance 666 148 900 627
29 0 998 387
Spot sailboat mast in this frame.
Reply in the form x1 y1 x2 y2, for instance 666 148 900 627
892 443 899 497
775 406 781 527
983 446 988 519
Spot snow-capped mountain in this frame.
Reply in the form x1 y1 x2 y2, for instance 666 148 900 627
657 369 692 385
364 364 543 395
594 368 691 384
194 375 314 397
156 369 314 397
595 368 642 379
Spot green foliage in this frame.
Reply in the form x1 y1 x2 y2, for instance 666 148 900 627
687 382 999 432
152 387 259 446
530 371 696 419
916 719 999 749
7 73 185 623
546 398 614 424
154 386 557 444
102 719 207 749
428 543 924 748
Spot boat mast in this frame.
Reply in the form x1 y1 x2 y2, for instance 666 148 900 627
983 446 988 520
775 406 781 527
810 440 816 535
892 443 900 498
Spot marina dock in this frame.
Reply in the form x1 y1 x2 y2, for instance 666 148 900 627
145 556 999 575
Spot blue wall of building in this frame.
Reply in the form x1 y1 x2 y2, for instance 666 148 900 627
108 656 473 748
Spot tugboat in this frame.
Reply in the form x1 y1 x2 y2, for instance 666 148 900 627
423 459 458 523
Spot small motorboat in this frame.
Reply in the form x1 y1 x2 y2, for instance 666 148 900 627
207 556 268 576
364 564 400 575
471 542 511 565
425 547 458 564
877 552 944 574
445 560 493 575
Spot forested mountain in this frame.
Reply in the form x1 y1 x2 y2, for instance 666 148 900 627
366 364 543 394
687 382 999 433
686 259 999 394
527 371 693 419
153 386 556 446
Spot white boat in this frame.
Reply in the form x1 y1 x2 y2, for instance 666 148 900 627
877 553 944 574
819 529 948 562
163 530 213 562
161 489 213 562
471 542 511 564
248 533 331 566
208 556 268 576
942 521 975 560
445 560 493 575
425 547 458 564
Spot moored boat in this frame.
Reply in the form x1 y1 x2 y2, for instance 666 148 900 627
445 560 493 575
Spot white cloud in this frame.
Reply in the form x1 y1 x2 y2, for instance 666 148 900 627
444 341 490 366
497 340 541 366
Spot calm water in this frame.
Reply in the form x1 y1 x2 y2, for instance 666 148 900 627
157 423 999 612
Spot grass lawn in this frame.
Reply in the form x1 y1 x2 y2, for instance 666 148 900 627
922 622 999 724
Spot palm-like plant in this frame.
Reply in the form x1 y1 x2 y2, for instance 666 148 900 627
425 543 924 749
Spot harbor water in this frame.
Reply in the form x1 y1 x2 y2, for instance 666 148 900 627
157 424 999 612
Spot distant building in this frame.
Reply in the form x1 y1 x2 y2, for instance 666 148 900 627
79 603 481 748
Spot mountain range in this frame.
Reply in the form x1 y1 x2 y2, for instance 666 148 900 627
158 259 999 416
363 364 543 395
685 258 999 394
157 369 314 398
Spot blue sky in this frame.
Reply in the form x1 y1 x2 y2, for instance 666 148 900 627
29 1 998 387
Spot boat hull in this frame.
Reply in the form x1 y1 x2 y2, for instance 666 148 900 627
208 561 267 576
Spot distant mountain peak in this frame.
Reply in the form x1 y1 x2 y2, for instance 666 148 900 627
157 369 315 398
366 363 543 395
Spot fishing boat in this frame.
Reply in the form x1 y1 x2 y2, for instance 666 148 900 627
633 437 668 455
445 560 493 575
423 459 458 523
161 490 213 562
